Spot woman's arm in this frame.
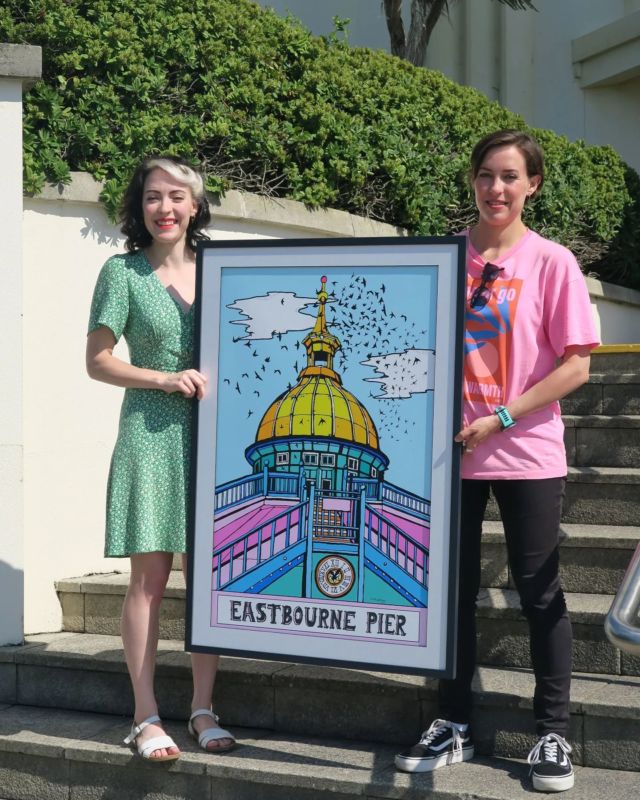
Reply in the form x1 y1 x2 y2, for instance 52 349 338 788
455 344 592 450
86 326 207 399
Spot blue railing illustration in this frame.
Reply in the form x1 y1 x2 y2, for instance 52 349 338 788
214 473 263 512
349 478 431 521
268 472 303 497
348 477 379 499
212 499 308 590
312 489 360 540
364 505 428 588
215 469 302 512
381 482 430 521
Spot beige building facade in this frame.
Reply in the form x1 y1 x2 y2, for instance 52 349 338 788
260 0 640 174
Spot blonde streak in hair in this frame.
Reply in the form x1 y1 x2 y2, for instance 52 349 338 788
145 158 204 200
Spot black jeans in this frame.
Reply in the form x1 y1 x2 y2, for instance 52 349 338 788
439 477 571 737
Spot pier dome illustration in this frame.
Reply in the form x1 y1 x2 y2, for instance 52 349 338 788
212 275 431 612
245 276 389 491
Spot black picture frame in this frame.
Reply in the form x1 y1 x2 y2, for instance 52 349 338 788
186 236 465 677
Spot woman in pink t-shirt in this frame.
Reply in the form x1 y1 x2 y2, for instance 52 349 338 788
395 130 599 792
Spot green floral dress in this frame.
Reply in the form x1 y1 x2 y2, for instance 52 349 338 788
88 251 195 557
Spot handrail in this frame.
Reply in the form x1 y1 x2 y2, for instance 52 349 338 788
212 499 308 590
381 481 431 521
214 473 263 511
364 505 429 586
604 540 640 656
213 499 307 558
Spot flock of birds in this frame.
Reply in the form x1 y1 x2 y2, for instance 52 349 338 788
222 274 428 443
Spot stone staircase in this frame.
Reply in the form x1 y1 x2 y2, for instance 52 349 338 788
1 347 639 799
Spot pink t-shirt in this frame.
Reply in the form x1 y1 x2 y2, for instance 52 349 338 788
461 229 600 480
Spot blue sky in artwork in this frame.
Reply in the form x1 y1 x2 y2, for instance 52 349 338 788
213 265 438 496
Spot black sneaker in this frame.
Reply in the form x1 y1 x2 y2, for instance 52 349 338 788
527 733 574 792
394 719 474 773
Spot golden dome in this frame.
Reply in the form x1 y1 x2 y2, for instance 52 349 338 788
254 275 381 450
255 373 379 448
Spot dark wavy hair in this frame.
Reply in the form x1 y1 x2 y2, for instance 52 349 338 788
119 155 211 252
470 130 545 198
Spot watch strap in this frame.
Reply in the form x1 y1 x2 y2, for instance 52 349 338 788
494 405 516 430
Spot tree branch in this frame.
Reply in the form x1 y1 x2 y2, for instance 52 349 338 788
405 0 449 67
383 0 406 60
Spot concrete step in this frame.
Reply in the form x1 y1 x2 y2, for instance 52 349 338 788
475 587 639 676
0 705 638 800
564 467 640 526
481 521 640 595
485 467 640 527
589 347 640 374
55 567 639 677
564 415 640 468
561 373 640 416
1 634 639 774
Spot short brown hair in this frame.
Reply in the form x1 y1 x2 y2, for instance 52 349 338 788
470 130 544 197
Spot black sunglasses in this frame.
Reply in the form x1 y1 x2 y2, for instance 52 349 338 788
469 262 503 309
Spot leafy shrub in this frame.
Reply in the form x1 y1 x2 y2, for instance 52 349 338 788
2 0 639 289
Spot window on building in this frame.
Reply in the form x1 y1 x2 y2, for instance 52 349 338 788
347 457 359 471
321 479 332 490
320 453 335 467
276 453 289 465
371 466 377 478
302 452 319 466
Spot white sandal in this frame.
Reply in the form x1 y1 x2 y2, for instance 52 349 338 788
124 714 180 761
188 708 236 753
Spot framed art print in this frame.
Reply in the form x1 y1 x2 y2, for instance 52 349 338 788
186 236 465 677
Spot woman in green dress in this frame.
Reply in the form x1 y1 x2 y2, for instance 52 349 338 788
86 156 235 761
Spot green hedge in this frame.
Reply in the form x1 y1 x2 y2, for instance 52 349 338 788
3 0 639 289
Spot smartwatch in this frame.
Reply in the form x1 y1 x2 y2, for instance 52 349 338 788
494 405 516 431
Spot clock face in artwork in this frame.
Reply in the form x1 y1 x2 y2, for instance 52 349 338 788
315 556 355 598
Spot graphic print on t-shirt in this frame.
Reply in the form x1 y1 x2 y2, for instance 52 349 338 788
464 276 523 405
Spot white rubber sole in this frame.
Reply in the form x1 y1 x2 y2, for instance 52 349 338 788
532 770 575 792
394 745 474 773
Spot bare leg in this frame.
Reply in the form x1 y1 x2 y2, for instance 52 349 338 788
182 555 234 750
121 551 179 758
